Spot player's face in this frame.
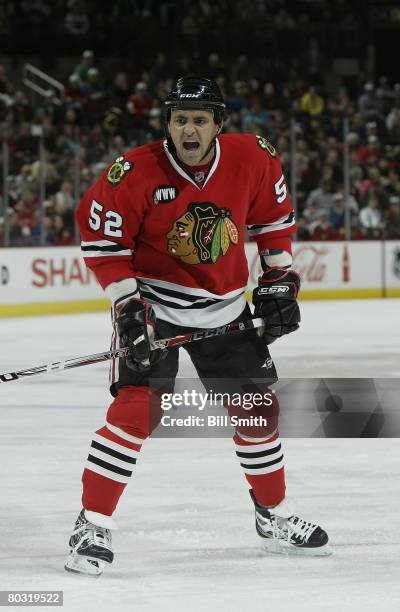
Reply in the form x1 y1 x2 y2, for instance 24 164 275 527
168 109 220 166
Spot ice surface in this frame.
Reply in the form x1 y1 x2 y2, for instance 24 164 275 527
0 300 399 611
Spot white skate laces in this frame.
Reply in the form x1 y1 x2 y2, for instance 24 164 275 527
64 509 117 576
250 490 332 556
259 510 318 544
70 520 112 555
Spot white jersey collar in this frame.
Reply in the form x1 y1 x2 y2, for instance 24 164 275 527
163 138 221 190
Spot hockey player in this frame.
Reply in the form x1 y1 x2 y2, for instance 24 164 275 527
65 76 330 575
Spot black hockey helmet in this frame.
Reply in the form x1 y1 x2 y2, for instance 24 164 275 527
164 75 227 125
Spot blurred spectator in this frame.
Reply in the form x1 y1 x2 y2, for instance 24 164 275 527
102 106 123 135
357 135 381 167
329 194 346 230
20 0 52 27
306 178 334 214
358 82 381 121
54 181 74 210
230 56 252 83
384 196 400 239
261 82 279 111
227 81 252 113
324 146 343 185
73 50 95 83
300 86 324 116
41 215 59 245
11 90 33 124
30 153 60 195
242 96 271 133
357 167 382 200
207 53 225 80
359 192 383 238
296 216 311 241
350 215 366 240
385 107 400 144
10 190 39 244
59 227 75 245
145 108 164 141
65 3 90 36
108 72 130 110
376 76 394 115
126 82 154 129
83 68 105 101
309 212 339 240
365 120 379 143
65 74 86 104
107 135 126 160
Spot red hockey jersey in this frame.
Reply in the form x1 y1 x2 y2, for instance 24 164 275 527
77 134 296 327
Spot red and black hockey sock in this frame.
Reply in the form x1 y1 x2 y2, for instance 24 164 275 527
82 424 144 516
81 386 162 515
233 431 285 507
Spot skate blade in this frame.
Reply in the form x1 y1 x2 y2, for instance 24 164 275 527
262 538 333 557
64 553 106 576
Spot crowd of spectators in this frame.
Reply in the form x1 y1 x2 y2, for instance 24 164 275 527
0 2 399 246
1 1 366 59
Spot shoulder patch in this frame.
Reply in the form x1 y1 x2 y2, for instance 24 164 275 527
153 185 179 205
256 135 276 157
107 155 133 186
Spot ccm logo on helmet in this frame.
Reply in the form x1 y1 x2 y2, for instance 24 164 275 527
180 93 201 98
259 285 290 294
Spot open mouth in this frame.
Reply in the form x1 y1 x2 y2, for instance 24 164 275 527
183 142 200 151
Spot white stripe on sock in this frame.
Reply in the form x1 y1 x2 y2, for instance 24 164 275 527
106 423 145 446
92 433 139 458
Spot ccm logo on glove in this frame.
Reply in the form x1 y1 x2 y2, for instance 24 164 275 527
252 267 301 345
258 285 290 295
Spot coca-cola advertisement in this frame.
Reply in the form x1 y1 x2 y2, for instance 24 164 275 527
292 245 329 283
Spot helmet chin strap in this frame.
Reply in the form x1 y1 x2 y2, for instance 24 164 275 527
198 125 221 163
199 141 215 163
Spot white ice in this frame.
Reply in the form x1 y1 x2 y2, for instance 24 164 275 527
0 299 399 612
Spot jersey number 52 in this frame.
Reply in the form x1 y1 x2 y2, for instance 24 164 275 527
274 175 287 204
89 200 123 237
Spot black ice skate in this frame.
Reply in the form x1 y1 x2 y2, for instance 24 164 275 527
250 490 331 556
64 509 117 576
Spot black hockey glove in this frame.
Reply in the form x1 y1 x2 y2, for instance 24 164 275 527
252 267 301 345
116 299 166 372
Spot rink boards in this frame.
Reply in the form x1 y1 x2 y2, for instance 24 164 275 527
0 241 400 316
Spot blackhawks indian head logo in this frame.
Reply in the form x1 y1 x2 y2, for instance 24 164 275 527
166 202 238 265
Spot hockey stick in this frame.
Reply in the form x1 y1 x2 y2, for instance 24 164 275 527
0 317 265 384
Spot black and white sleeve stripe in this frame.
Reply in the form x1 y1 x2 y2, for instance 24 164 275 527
81 240 132 258
247 212 295 238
